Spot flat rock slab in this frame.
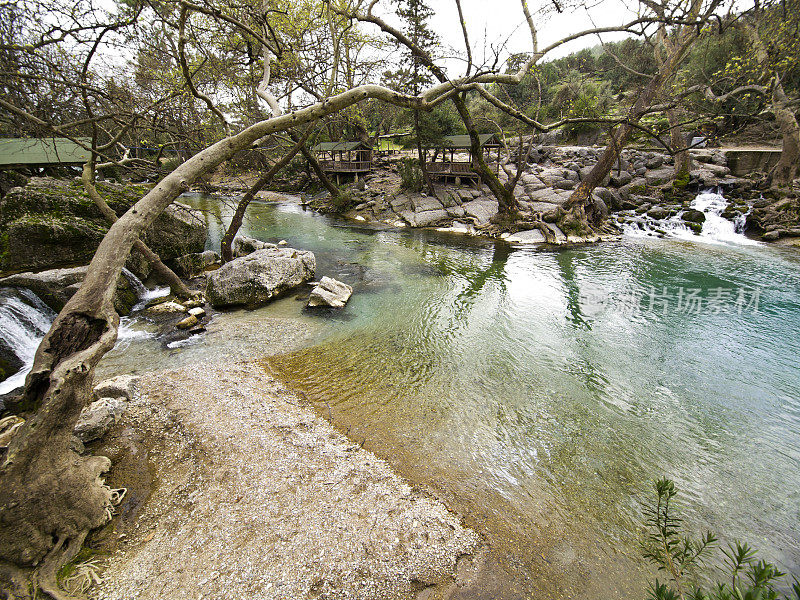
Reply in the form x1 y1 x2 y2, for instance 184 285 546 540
308 276 353 308
95 363 480 600
461 198 499 226
504 229 547 244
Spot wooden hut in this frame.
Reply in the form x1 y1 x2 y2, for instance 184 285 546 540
423 134 503 184
312 141 373 183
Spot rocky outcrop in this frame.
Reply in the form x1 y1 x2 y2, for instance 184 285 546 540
308 277 353 308
73 397 126 443
0 177 207 275
749 193 800 240
0 265 139 315
206 247 316 308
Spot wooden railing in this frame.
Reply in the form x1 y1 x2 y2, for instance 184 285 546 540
424 161 478 176
319 160 372 172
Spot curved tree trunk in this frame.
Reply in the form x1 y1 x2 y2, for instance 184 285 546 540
0 84 429 597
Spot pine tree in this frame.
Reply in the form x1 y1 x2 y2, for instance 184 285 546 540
385 0 439 194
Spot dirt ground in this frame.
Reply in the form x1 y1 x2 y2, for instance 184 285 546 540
88 362 485 600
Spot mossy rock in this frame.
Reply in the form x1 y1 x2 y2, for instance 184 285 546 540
0 177 207 275
682 209 706 224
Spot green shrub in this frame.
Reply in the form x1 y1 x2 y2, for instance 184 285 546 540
642 478 799 600
398 157 424 192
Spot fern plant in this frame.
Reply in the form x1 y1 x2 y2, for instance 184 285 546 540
642 478 799 600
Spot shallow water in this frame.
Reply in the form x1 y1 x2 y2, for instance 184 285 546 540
109 194 800 596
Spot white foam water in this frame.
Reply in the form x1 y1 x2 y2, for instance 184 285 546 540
0 288 56 394
623 190 759 246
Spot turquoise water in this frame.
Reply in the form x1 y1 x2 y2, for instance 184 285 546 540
174 195 800 596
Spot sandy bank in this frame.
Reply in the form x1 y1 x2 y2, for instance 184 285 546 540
91 362 482 600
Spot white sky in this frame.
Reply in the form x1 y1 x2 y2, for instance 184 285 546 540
398 0 641 73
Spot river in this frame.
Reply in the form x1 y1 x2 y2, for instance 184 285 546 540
3 192 799 597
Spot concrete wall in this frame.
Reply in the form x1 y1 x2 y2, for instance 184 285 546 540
724 149 782 176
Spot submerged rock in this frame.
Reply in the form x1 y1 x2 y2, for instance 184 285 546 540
308 277 353 308
176 314 199 330
206 247 316 308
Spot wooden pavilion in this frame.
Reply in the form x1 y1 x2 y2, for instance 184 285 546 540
423 134 503 184
312 141 373 183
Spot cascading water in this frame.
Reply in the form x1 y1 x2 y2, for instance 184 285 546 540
0 287 56 394
0 270 161 393
623 189 758 245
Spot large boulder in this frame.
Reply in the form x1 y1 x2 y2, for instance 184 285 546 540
0 265 139 315
0 177 207 275
307 277 353 308
206 247 316 308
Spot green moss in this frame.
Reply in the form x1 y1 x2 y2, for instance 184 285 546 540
56 546 108 583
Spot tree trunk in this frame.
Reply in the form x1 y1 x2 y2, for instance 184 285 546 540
451 94 519 220
770 88 800 187
414 109 435 195
220 132 310 262
667 107 693 182
82 164 193 298
742 21 800 188
300 142 341 199
563 25 700 231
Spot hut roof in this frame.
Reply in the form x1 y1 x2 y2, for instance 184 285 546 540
0 137 92 167
312 141 371 153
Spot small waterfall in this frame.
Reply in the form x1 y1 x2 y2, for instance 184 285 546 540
689 191 758 245
0 287 56 394
623 190 758 246
121 267 147 299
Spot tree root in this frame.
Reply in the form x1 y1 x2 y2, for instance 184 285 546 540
35 532 88 600
63 558 105 596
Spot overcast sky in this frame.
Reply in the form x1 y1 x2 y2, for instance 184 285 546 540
391 0 640 72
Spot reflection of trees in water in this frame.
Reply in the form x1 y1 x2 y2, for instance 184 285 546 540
556 250 591 330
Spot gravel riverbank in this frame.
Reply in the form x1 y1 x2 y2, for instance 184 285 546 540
91 362 483 600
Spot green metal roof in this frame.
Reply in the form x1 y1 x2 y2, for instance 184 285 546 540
312 141 372 153
430 134 503 149
0 137 92 167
